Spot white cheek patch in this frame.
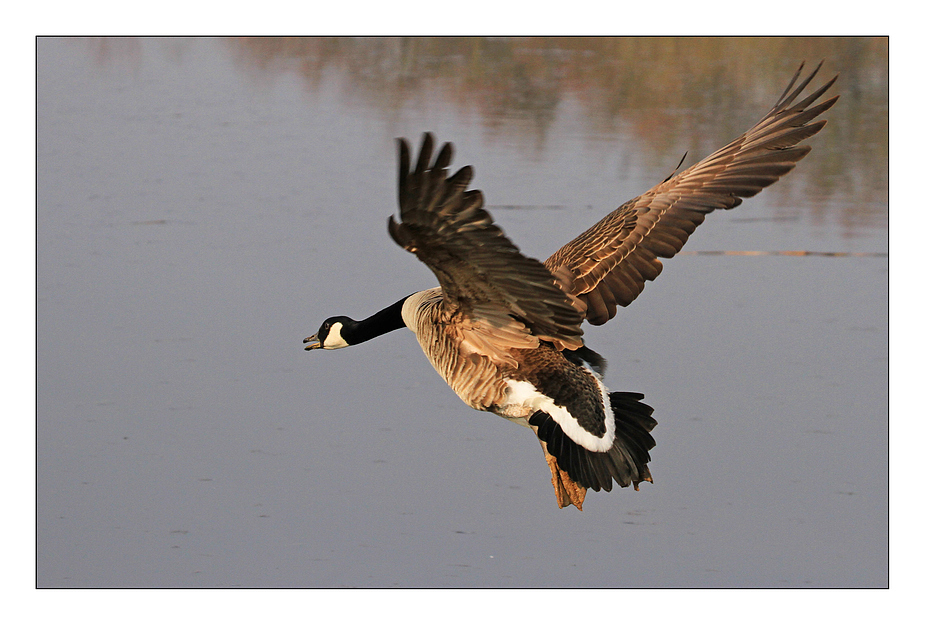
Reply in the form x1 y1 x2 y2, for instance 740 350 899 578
323 322 349 349
504 373 615 453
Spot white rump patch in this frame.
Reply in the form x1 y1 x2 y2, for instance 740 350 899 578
503 368 615 453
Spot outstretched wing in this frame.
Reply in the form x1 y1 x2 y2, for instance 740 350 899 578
388 133 585 364
544 62 839 325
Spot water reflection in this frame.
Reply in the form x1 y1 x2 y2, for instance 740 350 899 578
82 36 887 238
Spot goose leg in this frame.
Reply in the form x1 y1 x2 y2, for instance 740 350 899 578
536 437 586 511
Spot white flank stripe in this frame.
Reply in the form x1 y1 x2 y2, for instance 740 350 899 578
504 368 615 452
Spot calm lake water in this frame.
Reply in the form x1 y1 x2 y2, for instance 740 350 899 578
37 37 887 588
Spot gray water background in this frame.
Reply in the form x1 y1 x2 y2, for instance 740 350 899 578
37 37 887 588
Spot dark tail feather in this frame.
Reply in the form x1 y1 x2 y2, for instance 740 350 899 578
607 391 657 489
529 391 657 493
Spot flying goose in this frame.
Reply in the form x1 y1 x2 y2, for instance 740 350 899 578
304 62 838 510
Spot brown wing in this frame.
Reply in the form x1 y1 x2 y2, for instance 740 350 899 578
544 62 840 325
388 133 585 360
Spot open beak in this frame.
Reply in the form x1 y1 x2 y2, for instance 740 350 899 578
303 334 322 351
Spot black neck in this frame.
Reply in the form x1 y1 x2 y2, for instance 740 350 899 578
343 297 408 345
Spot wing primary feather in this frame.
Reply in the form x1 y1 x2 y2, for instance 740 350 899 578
773 60 822 111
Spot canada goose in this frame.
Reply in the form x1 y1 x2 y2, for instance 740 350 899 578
304 62 838 510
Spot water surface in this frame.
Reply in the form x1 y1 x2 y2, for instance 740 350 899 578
37 37 887 588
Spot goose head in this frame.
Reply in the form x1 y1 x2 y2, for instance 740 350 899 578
303 316 354 350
